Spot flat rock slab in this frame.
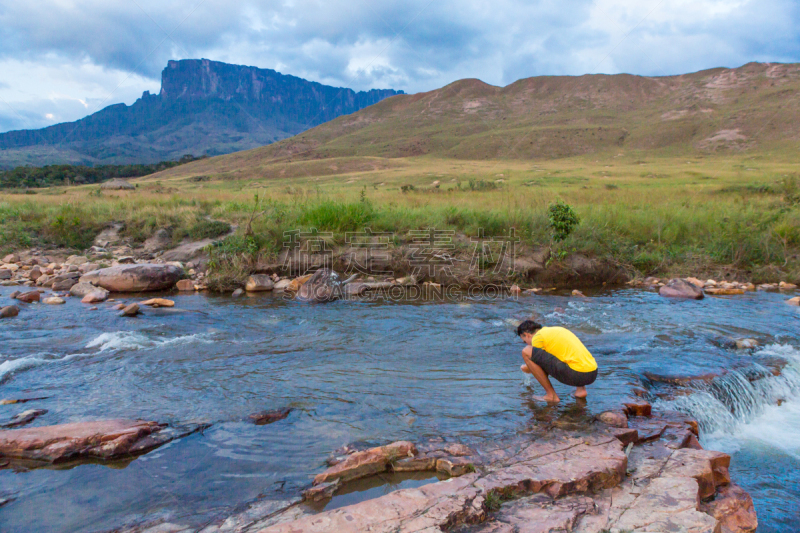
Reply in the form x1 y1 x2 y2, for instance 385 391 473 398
260 434 627 533
80 264 184 292
0 419 201 464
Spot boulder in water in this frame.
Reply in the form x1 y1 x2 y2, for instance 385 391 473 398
80 264 184 292
140 298 174 307
787 296 800 306
69 282 106 298
249 407 292 425
659 278 704 299
245 274 274 292
273 279 292 291
81 291 108 304
699 483 758 533
120 303 140 317
15 291 40 303
43 297 65 305
0 305 19 318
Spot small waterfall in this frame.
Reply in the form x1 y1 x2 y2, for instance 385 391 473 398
654 344 800 438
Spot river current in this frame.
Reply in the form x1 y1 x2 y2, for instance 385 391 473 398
0 287 798 532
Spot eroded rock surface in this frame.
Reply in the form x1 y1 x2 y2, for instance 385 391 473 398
0 419 201 464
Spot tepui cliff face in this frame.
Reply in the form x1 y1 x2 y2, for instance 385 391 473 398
0 59 402 167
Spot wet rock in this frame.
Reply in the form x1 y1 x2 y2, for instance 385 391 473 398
287 274 313 293
113 303 126 310
571 289 586 297
314 441 417 485
140 298 174 307
392 455 438 472
273 279 291 291
82 291 109 304
643 371 719 386
787 296 800 306
200 497 306 533
232 288 244 298
303 479 341 503
175 279 195 291
735 338 758 350
597 410 628 428
623 401 652 417
609 427 639 446
15 291 40 303
43 297 65 305
0 409 48 428
0 419 166 462
436 456 475 476
0 305 20 318
706 287 746 295
80 264 184 292
245 274 274 292
659 278 704 299
249 407 292 425
120 303 140 317
700 483 758 533
296 269 356 303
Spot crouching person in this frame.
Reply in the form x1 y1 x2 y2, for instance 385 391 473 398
516 320 597 403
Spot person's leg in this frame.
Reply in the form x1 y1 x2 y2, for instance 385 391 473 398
521 346 559 402
574 386 587 398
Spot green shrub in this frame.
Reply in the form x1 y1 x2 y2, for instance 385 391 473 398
548 200 580 242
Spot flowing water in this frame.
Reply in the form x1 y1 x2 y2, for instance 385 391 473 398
0 287 798 532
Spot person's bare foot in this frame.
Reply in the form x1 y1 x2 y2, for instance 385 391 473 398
533 393 560 403
573 387 588 399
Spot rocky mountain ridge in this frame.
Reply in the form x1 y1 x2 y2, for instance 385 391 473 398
0 59 402 168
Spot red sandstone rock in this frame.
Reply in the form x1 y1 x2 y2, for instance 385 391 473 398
659 278 704 299
0 419 164 462
700 483 758 533
623 401 652 417
15 291 40 303
313 441 417 485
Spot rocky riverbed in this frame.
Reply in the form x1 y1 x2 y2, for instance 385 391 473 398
1 246 798 532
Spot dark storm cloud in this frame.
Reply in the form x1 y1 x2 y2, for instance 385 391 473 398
1 0 799 132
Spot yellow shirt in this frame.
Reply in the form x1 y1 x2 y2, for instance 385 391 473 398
532 327 597 373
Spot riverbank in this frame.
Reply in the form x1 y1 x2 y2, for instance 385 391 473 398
1 153 799 288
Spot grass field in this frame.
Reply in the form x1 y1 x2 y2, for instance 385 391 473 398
2 150 799 285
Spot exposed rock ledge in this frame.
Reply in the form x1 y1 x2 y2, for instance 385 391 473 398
121 405 756 533
0 419 205 465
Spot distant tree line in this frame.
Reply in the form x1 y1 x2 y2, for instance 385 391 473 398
0 154 207 189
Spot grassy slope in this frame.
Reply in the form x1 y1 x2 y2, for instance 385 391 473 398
2 62 799 285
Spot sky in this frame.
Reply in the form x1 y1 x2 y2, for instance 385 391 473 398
0 0 798 133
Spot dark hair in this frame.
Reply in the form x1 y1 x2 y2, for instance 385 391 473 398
516 320 542 336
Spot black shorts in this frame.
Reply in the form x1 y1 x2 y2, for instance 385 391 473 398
529 347 598 387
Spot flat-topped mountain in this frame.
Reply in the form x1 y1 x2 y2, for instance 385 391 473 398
0 59 402 168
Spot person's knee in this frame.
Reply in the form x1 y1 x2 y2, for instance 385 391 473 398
522 345 532 358
520 364 531 374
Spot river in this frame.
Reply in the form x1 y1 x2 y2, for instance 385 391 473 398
0 287 798 532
